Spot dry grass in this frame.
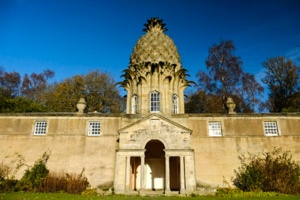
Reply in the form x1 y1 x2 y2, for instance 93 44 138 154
40 170 89 194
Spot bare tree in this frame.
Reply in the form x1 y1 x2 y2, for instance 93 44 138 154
196 40 263 113
0 70 21 98
20 69 55 102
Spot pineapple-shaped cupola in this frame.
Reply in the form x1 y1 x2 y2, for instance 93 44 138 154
142 17 167 33
130 17 181 67
117 17 195 115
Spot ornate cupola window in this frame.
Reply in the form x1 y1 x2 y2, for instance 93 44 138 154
172 94 179 114
150 91 160 112
117 17 195 114
131 94 138 114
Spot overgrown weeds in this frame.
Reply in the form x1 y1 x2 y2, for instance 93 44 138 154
42 169 89 194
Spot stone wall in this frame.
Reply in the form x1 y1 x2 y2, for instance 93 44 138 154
192 136 300 187
0 115 121 187
0 113 299 189
186 114 300 187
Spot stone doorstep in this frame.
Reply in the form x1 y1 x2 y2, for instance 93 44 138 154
196 187 217 195
138 189 183 196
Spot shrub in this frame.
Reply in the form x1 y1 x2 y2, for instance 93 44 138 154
82 188 98 196
233 147 300 194
17 152 50 192
0 162 10 179
0 153 25 192
0 161 15 192
0 179 18 192
1 152 89 194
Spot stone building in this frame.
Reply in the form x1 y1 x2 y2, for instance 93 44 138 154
0 18 299 195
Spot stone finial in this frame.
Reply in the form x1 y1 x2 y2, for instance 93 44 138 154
226 97 236 114
76 97 86 115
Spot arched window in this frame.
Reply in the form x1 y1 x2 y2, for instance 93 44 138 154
132 95 138 114
150 91 160 112
172 94 179 114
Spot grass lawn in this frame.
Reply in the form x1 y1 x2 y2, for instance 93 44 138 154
1 193 300 200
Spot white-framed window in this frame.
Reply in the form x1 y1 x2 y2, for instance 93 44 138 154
263 121 279 136
132 94 138 114
150 91 160 112
208 121 222 136
172 94 179 114
34 121 47 135
88 122 101 136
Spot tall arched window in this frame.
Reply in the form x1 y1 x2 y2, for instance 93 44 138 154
172 94 179 114
132 95 138 114
150 91 160 112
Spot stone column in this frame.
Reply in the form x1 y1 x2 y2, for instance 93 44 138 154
165 155 170 193
180 156 185 194
140 156 145 192
126 156 131 191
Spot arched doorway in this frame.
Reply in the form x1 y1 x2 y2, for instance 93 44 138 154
144 140 165 190
129 140 166 191
128 139 182 193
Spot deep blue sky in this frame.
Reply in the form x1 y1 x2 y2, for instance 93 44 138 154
1 0 299 97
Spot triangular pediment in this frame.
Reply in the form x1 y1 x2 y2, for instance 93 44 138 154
118 114 192 150
118 113 192 134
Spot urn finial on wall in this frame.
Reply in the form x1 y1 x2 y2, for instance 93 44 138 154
76 97 86 115
226 97 236 114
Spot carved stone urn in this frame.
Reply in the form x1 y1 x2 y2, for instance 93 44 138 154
226 97 236 114
76 97 86 114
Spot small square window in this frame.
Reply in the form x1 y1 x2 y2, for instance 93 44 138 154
88 122 101 136
34 121 47 135
208 122 222 136
264 122 279 136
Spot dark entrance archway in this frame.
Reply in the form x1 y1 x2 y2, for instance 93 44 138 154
128 140 182 193
144 140 165 190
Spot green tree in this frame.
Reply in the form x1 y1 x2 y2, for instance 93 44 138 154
262 56 300 112
44 70 125 113
0 97 49 113
185 90 223 113
196 40 263 113
43 75 85 112
283 91 300 112
84 70 124 113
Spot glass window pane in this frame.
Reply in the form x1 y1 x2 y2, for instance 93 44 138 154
264 122 278 136
173 94 178 114
88 122 101 136
208 122 222 136
150 91 160 112
34 121 47 135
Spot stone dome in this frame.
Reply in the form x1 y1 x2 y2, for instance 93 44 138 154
129 18 181 68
